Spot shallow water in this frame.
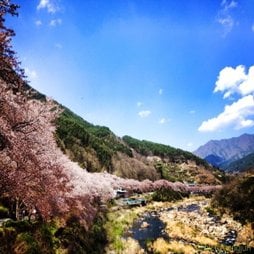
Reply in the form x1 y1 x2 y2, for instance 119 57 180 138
127 211 168 249
127 203 201 250
177 203 200 212
220 229 237 246
126 202 250 252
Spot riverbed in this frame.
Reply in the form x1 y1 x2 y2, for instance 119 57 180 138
120 196 254 254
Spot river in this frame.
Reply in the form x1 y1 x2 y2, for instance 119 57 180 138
122 197 253 254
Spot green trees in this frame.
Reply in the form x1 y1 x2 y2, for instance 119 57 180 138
212 174 254 223
122 135 208 166
55 113 213 180
55 108 132 171
152 187 189 202
0 0 25 87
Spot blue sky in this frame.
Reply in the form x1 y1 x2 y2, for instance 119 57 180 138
7 0 254 151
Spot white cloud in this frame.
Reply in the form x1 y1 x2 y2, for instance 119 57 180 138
217 0 238 36
159 88 163 95
137 101 143 107
189 110 196 114
199 64 254 132
214 65 254 98
49 18 62 26
158 118 171 124
187 142 193 147
221 0 238 10
198 95 254 132
35 20 42 26
159 118 170 124
25 68 38 81
37 0 59 13
217 16 234 34
138 110 151 118
252 24 254 32
159 118 166 124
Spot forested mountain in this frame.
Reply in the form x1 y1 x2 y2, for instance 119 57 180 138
194 134 254 169
55 108 223 184
55 108 132 171
223 153 254 173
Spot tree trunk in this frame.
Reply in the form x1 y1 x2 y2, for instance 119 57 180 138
15 197 20 220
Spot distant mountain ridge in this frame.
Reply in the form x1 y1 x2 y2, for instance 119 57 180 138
223 152 254 172
194 134 254 170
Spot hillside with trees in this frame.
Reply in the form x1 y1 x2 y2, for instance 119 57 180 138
55 109 223 184
222 153 254 173
212 173 254 223
122 135 208 165
55 108 132 172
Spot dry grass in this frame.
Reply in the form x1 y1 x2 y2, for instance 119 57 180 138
151 238 196 254
159 197 220 248
150 238 169 254
237 223 254 247
121 238 144 254
195 235 217 246
166 220 196 238
163 219 217 247
55 248 68 254
105 196 249 253
112 153 160 181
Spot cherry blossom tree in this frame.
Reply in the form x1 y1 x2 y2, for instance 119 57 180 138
0 80 69 220
0 0 25 88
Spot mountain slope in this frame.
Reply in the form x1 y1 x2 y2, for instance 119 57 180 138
4 78 222 184
55 107 132 172
194 134 254 168
204 154 224 167
223 152 254 172
2 78 223 184
55 109 223 184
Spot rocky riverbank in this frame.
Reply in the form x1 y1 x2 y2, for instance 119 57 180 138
154 197 243 253
106 196 254 254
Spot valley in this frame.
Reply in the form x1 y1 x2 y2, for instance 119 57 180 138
55 108 223 184
0 1 254 253
104 195 254 254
